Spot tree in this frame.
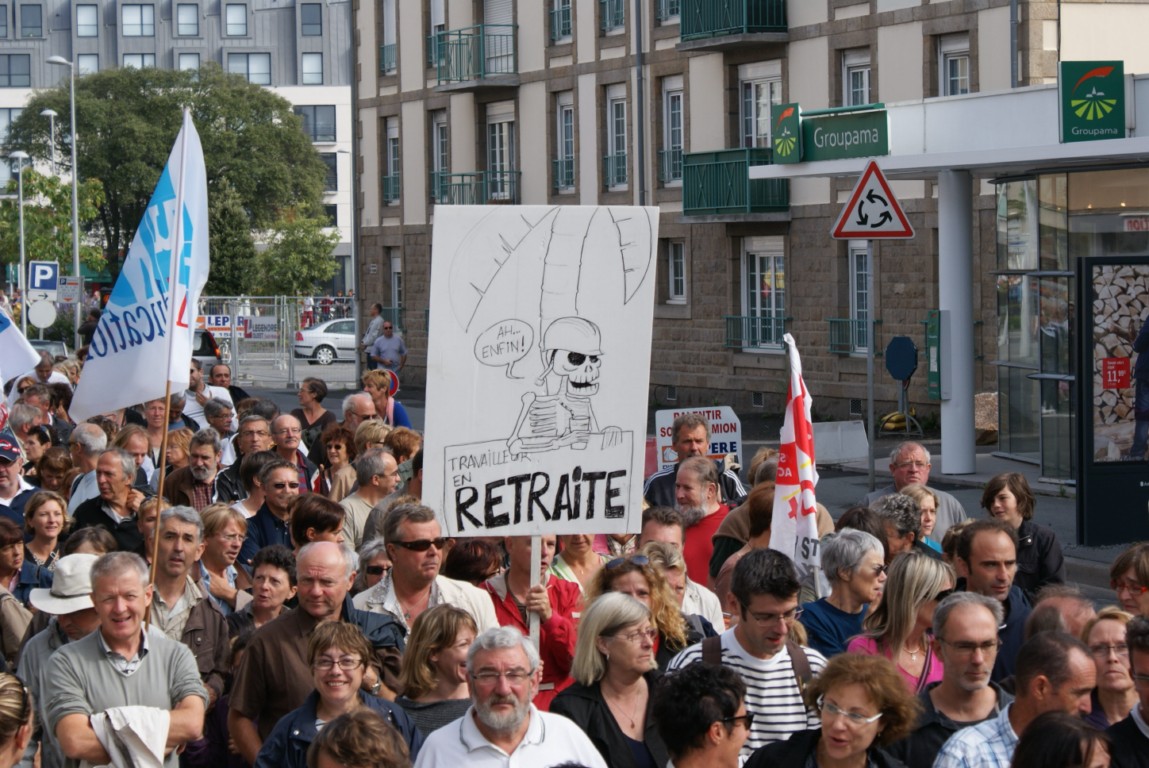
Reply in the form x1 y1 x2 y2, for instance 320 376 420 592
255 210 339 296
207 180 257 296
3 64 328 280
0 169 106 274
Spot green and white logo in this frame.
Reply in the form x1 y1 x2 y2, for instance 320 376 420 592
1060 61 1125 143
771 104 801 164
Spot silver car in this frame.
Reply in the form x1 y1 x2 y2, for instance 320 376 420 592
294 318 357 365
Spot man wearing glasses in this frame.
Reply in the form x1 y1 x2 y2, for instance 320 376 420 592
368 320 407 375
271 414 317 491
238 461 301 568
1107 615 1149 767
668 548 826 756
414 626 607 768
887 592 1013 768
862 441 968 542
353 502 496 634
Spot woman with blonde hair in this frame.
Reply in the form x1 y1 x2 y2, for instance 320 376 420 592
900 483 942 553
22 490 69 573
1081 606 1137 729
353 420 391 456
199 504 252 616
847 551 955 693
551 592 670 768
0 673 32 767
395 604 477 735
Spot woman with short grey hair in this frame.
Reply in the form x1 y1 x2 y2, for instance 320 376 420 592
798 529 886 657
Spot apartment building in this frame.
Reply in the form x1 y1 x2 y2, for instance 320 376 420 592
356 0 1149 482
0 0 355 289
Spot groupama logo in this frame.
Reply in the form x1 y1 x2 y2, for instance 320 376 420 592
1069 65 1118 121
773 105 798 158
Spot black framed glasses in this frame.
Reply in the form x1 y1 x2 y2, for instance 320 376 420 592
271 481 301 490
933 587 956 602
365 565 390 576
391 538 449 552
722 713 755 730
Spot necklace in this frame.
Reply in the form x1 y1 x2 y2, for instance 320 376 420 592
397 590 430 622
903 642 923 660
602 681 645 730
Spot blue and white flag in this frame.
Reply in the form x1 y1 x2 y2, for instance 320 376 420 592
71 110 209 422
0 310 41 387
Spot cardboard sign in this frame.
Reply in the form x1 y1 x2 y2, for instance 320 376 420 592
423 206 659 537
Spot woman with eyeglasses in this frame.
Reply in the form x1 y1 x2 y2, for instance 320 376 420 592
395 604 477 735
551 534 608 594
292 377 337 450
847 551 955 694
199 504 253 617
353 539 393 596
800 529 887 658
551 592 670 768
315 423 357 501
980 472 1065 603
1081 606 1137 730
0 672 32 768
256 621 422 768
1109 542 1149 618
744 653 920 768
586 554 708 671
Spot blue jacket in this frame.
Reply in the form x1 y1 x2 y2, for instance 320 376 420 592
238 504 291 570
992 584 1032 683
254 689 423 768
13 559 52 606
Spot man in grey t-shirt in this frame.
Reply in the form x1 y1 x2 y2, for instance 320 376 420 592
43 552 207 768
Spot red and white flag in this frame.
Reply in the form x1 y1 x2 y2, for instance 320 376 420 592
769 333 822 582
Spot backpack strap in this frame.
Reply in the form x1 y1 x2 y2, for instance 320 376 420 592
786 637 816 715
701 635 723 667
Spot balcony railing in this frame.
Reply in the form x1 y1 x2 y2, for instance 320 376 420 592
437 24 517 85
550 5 572 41
379 43 396 74
430 170 521 205
382 174 401 204
681 0 787 41
600 0 625 31
656 0 681 22
682 147 789 216
426 33 441 67
603 153 628 188
659 148 683 184
829 317 879 354
725 314 789 349
553 157 575 191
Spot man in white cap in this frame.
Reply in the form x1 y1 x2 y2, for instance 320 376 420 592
17 553 101 768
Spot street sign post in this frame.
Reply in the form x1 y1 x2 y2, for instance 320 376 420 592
28 261 59 303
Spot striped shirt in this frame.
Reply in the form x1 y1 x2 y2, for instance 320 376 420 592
668 628 826 756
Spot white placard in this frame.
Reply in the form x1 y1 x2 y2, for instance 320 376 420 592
424 206 659 537
654 406 744 472
59 277 82 305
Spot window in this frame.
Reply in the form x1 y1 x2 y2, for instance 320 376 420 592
123 53 156 68
121 4 154 36
295 105 336 142
656 0 679 23
77 53 98 74
0 108 21 187
379 0 395 72
301 53 323 84
667 241 686 303
382 117 400 204
605 84 627 189
323 204 337 227
739 61 782 148
178 53 200 71
487 103 516 202
228 52 270 84
661 77 683 184
225 4 247 36
842 49 871 106
20 4 42 37
176 4 198 36
848 242 870 352
554 91 574 192
430 110 448 201
300 3 321 36
76 5 99 37
939 34 970 96
550 0 571 42
390 249 403 308
601 0 624 32
0 6 6 38
320 152 337 192
742 237 785 348
0 54 30 86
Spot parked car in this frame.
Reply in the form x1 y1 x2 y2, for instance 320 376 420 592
294 319 357 365
193 329 222 368
29 339 72 362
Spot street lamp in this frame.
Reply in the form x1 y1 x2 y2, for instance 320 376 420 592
46 56 80 348
39 108 57 176
10 151 29 336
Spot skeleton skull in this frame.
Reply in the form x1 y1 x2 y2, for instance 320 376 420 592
557 351 601 393
541 316 603 396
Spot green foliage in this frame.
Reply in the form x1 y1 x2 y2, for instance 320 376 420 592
254 210 339 296
0 169 106 274
3 64 328 280
207 180 257 295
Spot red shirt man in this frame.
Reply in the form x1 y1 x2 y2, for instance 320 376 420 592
675 456 729 587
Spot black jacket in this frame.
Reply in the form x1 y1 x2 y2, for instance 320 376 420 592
745 728 907 768
1107 714 1149 768
1013 519 1065 603
885 681 1013 768
71 497 143 552
550 673 671 768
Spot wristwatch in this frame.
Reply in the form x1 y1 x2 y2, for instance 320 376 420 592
370 678 382 695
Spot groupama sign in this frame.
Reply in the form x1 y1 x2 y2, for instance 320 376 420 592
771 103 889 164
1059 61 1126 143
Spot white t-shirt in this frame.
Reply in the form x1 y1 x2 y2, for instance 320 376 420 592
182 385 234 430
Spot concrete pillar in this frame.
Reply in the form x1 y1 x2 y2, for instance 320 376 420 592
937 170 976 475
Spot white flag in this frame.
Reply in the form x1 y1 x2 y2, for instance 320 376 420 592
0 310 42 386
71 110 209 422
769 333 822 582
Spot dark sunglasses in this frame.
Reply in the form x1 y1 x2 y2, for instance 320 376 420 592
365 565 390 576
271 481 301 490
606 555 650 569
391 538 449 552
934 587 955 602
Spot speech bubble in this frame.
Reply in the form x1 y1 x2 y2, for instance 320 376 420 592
474 319 534 379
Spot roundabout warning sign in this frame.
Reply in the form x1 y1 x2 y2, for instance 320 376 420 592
832 160 914 239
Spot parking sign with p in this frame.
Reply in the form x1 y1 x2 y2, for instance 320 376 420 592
28 261 59 302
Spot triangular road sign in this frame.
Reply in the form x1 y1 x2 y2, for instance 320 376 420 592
832 160 914 239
